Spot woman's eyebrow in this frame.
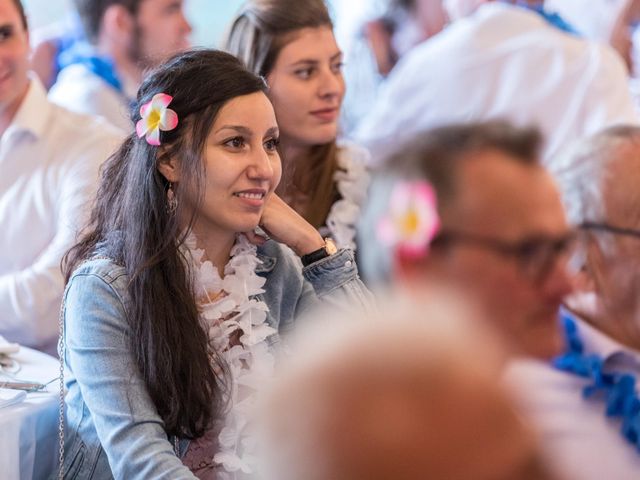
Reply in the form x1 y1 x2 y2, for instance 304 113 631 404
264 126 279 138
290 51 343 67
214 125 253 135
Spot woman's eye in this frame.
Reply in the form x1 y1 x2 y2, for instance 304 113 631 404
294 68 314 79
264 138 280 152
0 26 14 41
224 137 245 149
331 62 344 74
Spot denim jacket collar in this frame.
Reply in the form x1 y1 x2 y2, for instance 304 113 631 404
256 250 277 274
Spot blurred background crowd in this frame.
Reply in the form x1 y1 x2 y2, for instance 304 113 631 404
2 1 640 479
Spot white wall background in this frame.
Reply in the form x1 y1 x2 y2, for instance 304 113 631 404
22 0 247 47
21 0 371 48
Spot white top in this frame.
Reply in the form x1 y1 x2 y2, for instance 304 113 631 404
0 79 123 352
505 318 640 480
49 63 134 133
0 345 59 480
355 2 639 165
322 141 371 251
545 0 630 43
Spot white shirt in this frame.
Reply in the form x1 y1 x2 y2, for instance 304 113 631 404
0 79 123 352
545 0 630 43
49 63 135 133
355 3 639 165
505 318 640 480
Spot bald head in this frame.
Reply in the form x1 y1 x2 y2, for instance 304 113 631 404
259 296 557 480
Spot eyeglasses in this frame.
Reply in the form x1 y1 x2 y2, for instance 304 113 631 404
579 222 640 239
432 230 576 283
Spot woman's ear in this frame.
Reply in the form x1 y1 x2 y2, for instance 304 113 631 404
157 155 180 183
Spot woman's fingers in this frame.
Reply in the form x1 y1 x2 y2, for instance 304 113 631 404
243 229 268 246
259 194 324 256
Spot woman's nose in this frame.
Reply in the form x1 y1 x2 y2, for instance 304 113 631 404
317 66 344 99
247 148 275 179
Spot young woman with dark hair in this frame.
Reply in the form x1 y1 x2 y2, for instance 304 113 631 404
224 0 370 251
58 48 370 479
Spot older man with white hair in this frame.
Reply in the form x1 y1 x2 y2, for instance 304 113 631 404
506 125 640 480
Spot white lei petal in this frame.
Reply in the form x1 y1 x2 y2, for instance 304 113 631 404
185 232 276 477
324 142 371 250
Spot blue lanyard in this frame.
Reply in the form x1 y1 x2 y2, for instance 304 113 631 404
57 41 125 95
510 1 580 35
554 311 640 450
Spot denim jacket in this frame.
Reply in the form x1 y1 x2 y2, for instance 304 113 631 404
58 240 371 479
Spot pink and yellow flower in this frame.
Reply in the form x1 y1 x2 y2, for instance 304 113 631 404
136 93 179 146
377 180 440 258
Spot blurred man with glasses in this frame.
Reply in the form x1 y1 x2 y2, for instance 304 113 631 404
360 120 574 359
505 125 640 480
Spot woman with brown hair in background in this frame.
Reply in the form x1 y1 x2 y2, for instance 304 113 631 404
224 0 370 251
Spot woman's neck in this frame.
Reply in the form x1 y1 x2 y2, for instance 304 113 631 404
278 136 314 208
191 226 236 277
280 135 312 171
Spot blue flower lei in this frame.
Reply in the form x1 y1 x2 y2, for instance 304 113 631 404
553 311 640 450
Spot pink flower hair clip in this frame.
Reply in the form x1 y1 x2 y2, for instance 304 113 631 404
136 93 179 146
377 180 440 259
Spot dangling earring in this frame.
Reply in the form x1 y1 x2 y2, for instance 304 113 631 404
166 182 178 214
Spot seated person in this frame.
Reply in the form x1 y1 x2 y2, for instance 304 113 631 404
355 0 638 165
259 296 560 480
0 0 123 353
224 0 370 251
48 0 192 131
59 49 371 479
360 120 574 359
505 125 640 480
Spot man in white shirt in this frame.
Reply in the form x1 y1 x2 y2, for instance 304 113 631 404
48 0 191 132
505 125 640 480
0 0 123 353
355 0 639 165
545 0 640 71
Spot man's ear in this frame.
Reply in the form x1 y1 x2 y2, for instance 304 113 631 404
392 250 429 283
101 4 135 45
569 242 597 294
157 155 180 183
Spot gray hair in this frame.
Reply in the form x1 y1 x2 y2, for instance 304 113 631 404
548 124 640 252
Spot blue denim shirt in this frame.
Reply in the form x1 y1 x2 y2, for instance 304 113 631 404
57 240 371 479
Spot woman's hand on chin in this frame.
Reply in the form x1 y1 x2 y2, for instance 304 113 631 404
245 193 324 257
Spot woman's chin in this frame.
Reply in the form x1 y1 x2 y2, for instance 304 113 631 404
233 220 261 235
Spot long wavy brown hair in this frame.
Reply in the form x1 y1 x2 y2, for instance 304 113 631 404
224 0 341 228
63 49 268 439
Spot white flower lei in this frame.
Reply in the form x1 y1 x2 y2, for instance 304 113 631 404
324 142 371 250
185 232 276 479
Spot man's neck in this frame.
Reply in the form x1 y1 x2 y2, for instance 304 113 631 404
0 82 30 138
95 44 143 96
565 294 640 352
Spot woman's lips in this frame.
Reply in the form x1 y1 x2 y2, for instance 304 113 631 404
310 108 339 122
233 189 267 208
